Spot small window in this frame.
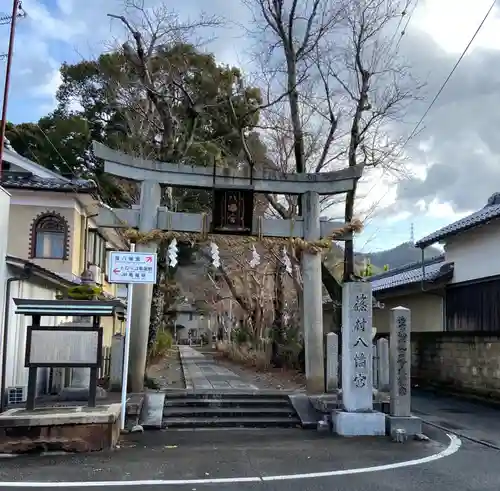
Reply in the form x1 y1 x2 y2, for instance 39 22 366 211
87 229 107 269
32 214 67 259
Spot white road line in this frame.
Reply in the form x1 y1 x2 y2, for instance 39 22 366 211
1 434 462 488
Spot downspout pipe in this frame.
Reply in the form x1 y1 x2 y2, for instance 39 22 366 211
420 246 425 291
0 263 32 413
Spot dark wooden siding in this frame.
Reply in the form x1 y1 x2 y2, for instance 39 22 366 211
446 278 500 332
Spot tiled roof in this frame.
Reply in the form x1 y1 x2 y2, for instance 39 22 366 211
1 172 96 193
369 255 453 293
416 192 500 248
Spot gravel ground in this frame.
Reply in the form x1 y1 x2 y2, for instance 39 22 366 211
147 347 185 389
210 351 306 391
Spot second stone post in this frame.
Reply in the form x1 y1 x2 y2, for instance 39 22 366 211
326 332 339 392
386 306 422 438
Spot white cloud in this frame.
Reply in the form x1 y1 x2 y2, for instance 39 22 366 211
386 210 412 224
423 199 472 220
56 0 75 16
21 0 87 43
413 0 500 54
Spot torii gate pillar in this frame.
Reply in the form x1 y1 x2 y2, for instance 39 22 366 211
302 191 324 393
128 180 161 392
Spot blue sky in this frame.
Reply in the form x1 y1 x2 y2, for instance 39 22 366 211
2 0 499 252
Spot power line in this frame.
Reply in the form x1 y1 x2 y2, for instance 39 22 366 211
363 1 497 247
393 0 419 54
387 0 413 50
402 0 497 148
0 2 26 58
0 1 25 24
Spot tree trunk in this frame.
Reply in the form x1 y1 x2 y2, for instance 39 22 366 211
271 262 286 367
148 243 167 350
343 184 357 281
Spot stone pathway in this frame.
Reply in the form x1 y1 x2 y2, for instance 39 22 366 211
179 346 259 391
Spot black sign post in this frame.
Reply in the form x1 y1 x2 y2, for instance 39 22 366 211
25 318 103 410
13 299 124 411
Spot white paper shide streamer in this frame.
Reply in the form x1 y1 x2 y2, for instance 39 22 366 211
249 245 261 268
282 246 292 274
168 238 178 267
211 242 220 268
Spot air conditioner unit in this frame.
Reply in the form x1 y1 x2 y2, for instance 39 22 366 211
89 265 103 285
7 386 27 405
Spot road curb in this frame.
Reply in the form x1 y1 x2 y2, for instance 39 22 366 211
178 346 194 390
421 419 500 451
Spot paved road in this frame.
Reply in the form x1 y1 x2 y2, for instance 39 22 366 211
0 422 498 491
180 346 260 391
2 369 500 490
412 389 500 449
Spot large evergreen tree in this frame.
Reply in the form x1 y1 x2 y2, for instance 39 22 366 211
7 43 262 210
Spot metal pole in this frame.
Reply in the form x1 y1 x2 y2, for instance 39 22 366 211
120 242 135 430
0 0 21 180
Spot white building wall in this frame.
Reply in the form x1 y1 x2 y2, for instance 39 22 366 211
373 293 444 333
444 220 500 284
176 312 202 341
5 274 70 396
0 188 10 394
0 188 9 318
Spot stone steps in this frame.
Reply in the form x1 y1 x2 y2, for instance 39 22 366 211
163 416 301 428
163 406 294 417
161 392 302 429
163 397 291 408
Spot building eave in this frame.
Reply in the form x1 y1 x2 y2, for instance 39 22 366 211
369 256 453 295
6 255 78 290
416 202 500 248
1 183 96 194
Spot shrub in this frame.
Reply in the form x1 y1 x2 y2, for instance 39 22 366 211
217 340 271 371
148 329 173 364
232 327 250 345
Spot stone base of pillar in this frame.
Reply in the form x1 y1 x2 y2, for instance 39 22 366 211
58 386 108 402
385 415 422 437
331 410 386 436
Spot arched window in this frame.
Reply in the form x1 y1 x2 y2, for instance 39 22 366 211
32 214 68 259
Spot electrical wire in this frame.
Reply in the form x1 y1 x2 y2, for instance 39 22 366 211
359 0 497 243
393 0 419 54
386 0 413 51
401 0 497 149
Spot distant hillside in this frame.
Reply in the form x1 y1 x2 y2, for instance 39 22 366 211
356 242 442 271
323 243 375 278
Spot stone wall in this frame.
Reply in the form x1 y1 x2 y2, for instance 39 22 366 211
410 331 500 400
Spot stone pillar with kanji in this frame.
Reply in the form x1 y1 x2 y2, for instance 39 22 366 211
332 281 385 436
385 306 422 439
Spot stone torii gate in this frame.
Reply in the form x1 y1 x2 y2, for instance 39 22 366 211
93 142 364 393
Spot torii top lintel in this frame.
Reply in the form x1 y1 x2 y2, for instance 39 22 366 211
93 142 363 196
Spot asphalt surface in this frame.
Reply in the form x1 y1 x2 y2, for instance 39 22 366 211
1 391 499 490
412 389 500 449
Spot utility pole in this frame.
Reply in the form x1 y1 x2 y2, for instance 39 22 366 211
0 0 25 180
